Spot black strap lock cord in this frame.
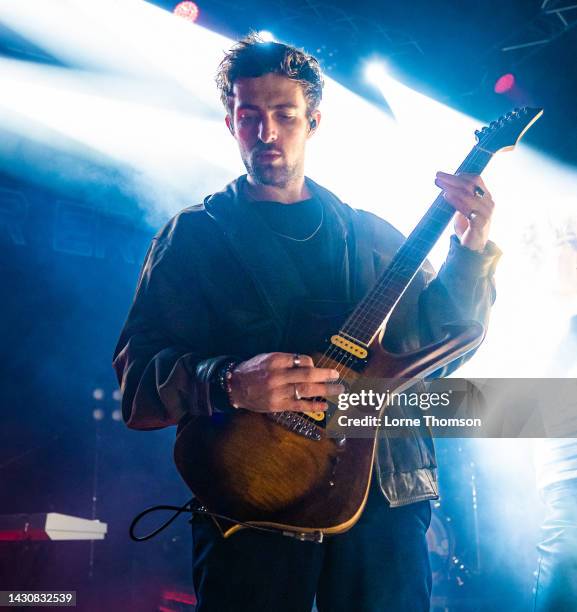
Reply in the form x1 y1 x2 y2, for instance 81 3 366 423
128 499 324 543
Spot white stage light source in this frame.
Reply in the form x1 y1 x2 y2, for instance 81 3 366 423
364 60 387 86
258 30 275 42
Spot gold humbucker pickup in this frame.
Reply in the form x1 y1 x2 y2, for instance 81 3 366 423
330 334 368 359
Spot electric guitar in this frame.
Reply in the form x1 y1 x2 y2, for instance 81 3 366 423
174 107 543 540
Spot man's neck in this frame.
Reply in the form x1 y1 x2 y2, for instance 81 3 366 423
245 175 311 204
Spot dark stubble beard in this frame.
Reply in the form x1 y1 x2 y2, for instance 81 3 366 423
243 151 300 188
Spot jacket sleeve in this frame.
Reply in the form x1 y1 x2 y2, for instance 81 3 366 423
112 214 234 430
417 234 501 376
365 211 501 376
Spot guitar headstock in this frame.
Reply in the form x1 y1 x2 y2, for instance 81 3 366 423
474 107 543 154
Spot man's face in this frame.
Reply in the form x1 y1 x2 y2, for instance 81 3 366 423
225 72 318 188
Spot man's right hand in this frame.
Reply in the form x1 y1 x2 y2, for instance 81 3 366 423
228 352 344 413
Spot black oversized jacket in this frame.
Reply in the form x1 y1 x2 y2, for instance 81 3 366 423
113 175 501 506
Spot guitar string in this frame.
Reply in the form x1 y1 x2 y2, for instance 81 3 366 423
334 148 489 341
318 142 490 406
341 201 478 335
306 138 494 427
333 145 492 346
275 121 505 429
317 166 483 373
339 230 446 339
278 214 457 426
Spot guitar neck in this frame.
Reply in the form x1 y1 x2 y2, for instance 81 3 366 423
338 145 494 347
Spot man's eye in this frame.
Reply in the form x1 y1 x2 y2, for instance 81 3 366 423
238 115 257 122
279 114 295 120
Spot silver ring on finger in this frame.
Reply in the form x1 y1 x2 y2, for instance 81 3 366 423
293 353 301 368
468 210 479 221
294 384 301 401
473 185 485 198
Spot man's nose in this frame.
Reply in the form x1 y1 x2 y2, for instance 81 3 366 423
258 117 277 143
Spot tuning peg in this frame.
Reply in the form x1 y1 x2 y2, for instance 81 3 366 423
474 107 542 153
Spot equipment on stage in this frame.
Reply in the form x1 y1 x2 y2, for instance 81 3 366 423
0 513 107 541
174 107 543 540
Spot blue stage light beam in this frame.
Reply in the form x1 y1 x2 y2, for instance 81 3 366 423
1 0 576 381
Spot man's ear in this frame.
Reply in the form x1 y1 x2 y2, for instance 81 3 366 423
307 110 321 138
225 114 235 137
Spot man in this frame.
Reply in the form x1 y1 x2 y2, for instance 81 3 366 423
113 34 501 611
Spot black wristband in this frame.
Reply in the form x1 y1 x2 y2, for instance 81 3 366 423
211 359 239 414
218 360 238 394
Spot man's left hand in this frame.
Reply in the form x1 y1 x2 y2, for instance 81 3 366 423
435 171 494 252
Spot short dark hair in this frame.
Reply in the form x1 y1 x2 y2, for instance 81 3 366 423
215 33 324 118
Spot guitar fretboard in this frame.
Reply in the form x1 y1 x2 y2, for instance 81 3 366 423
338 146 493 347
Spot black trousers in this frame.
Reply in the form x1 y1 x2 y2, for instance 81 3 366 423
191 475 432 612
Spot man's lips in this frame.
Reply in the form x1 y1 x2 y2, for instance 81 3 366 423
255 151 282 160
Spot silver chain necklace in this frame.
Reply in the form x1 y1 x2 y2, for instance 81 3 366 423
269 203 324 242
244 182 325 242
